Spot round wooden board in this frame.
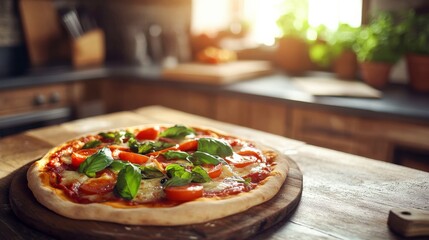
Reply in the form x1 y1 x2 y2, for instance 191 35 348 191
9 158 302 240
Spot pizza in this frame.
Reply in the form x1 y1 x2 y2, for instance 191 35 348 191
27 124 289 226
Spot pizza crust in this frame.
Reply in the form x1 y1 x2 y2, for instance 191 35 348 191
27 125 289 226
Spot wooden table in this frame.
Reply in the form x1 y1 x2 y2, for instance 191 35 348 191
1 106 428 239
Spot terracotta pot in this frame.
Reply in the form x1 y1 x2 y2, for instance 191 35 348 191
276 37 311 76
334 50 357 80
406 54 429 92
360 62 392 88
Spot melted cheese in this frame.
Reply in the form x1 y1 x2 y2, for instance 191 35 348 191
232 163 267 177
60 170 88 186
61 155 72 165
134 177 165 203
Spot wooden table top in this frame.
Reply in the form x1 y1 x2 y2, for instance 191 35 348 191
1 105 428 239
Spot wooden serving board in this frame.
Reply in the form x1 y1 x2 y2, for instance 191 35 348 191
9 158 302 240
161 60 273 85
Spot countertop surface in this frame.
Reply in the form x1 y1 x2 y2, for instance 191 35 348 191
0 106 428 239
1 65 429 123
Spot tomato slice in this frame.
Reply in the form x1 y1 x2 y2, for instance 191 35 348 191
237 149 262 160
108 145 130 152
71 149 98 168
226 151 259 168
118 151 150 164
178 140 198 151
136 127 159 140
164 184 204 202
207 164 223 178
79 170 117 194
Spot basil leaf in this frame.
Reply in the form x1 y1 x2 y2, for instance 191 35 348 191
114 164 142 200
163 150 190 160
111 161 163 179
129 139 174 154
82 140 101 149
164 164 192 187
164 176 192 187
197 138 233 157
129 140 152 154
151 141 174 150
78 148 113 177
191 166 211 183
115 130 134 144
140 166 164 179
190 151 223 166
159 125 195 139
99 131 134 144
99 132 115 139
110 160 127 171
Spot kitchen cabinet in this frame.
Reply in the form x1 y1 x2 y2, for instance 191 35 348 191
215 94 289 136
0 83 71 115
289 107 429 171
100 80 216 119
0 83 76 136
289 107 391 161
75 77 429 171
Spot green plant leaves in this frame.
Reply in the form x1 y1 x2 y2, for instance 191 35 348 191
114 164 142 200
163 150 190 160
164 164 211 187
197 138 233 158
128 139 174 154
78 148 114 177
82 140 101 149
189 151 223 166
159 125 195 139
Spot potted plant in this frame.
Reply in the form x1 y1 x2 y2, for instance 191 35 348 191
353 12 402 88
275 2 311 76
330 24 359 79
400 10 429 92
308 25 331 71
309 24 359 79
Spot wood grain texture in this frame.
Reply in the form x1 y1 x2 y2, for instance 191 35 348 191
274 145 429 239
9 159 302 240
0 134 53 179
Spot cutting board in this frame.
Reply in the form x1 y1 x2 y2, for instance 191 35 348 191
292 76 382 98
19 0 69 66
161 60 273 85
9 158 302 240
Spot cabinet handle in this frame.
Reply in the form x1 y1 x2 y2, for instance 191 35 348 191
50 92 61 104
33 94 47 106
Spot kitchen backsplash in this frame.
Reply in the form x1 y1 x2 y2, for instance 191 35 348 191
81 0 192 65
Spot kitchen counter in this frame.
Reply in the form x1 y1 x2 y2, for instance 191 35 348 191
0 106 428 239
1 65 429 124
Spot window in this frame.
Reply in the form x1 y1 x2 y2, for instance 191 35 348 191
191 0 363 46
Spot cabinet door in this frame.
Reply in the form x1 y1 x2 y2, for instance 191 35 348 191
248 100 288 136
0 84 71 116
291 107 357 152
215 95 288 136
290 107 391 161
215 95 250 126
105 81 215 118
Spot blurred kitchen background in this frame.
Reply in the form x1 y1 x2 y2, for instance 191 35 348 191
1 0 429 171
